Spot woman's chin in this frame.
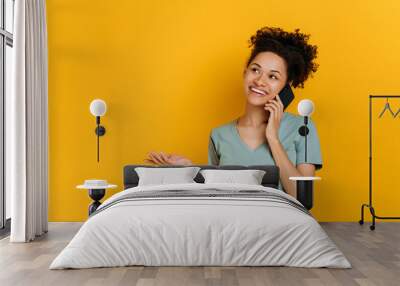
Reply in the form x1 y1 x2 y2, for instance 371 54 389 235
247 95 268 106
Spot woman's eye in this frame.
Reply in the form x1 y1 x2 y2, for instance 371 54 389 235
270 75 278 80
251 68 259 73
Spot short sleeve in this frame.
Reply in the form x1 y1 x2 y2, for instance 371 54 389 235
295 118 323 170
208 133 220 166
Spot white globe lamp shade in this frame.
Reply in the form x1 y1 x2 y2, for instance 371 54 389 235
297 99 314 117
90 99 107 117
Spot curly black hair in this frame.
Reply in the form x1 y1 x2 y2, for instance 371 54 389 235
246 26 319 89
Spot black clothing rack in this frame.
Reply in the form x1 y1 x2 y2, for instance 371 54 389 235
359 95 400 230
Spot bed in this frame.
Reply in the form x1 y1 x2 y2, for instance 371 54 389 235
49 165 351 269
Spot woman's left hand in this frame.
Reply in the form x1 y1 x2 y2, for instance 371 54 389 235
264 94 284 142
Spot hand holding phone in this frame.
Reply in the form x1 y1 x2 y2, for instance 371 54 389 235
277 84 295 110
264 84 295 141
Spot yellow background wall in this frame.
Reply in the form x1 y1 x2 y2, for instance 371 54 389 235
46 0 400 221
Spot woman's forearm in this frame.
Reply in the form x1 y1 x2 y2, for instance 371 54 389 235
267 138 302 198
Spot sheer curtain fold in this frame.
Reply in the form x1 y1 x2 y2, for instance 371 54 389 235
9 0 48 242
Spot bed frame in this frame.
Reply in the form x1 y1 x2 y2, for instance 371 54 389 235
123 165 280 190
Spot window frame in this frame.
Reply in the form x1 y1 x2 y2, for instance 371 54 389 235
0 0 14 232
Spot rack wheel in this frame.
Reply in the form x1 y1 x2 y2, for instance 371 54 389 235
359 220 364 225
370 225 375 231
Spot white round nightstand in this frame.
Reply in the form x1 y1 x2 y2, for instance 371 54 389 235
77 180 117 216
289 176 321 181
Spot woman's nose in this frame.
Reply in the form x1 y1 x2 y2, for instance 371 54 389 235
254 74 267 86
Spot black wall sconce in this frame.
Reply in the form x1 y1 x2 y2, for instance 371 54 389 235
297 99 315 163
89 99 107 162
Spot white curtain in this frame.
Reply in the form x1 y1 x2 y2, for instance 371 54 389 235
8 0 48 242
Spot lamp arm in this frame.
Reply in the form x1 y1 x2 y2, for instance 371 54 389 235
297 116 309 163
97 116 100 162
305 116 309 163
305 123 307 163
97 124 100 162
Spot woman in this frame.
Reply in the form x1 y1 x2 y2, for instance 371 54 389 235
145 27 322 198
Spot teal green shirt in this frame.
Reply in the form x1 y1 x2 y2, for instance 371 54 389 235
208 112 323 189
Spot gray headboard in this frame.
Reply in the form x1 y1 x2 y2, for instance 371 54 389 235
123 165 280 189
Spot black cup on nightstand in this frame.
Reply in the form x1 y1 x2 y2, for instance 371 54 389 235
296 180 314 210
289 177 321 210
88 189 106 215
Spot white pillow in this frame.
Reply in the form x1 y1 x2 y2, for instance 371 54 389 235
135 167 201 186
200 169 266 185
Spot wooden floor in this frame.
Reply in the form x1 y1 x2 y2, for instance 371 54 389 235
0 222 399 286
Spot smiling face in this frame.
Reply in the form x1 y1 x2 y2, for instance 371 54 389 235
243 51 288 106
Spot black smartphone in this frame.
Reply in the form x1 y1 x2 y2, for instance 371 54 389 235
277 84 295 110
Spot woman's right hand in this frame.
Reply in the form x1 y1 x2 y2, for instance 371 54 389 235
145 151 193 166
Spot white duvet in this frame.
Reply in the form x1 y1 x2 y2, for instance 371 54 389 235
50 183 351 269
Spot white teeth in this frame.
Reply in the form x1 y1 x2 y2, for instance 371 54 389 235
250 87 266 96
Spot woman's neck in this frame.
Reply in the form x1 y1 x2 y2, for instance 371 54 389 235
238 102 269 128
